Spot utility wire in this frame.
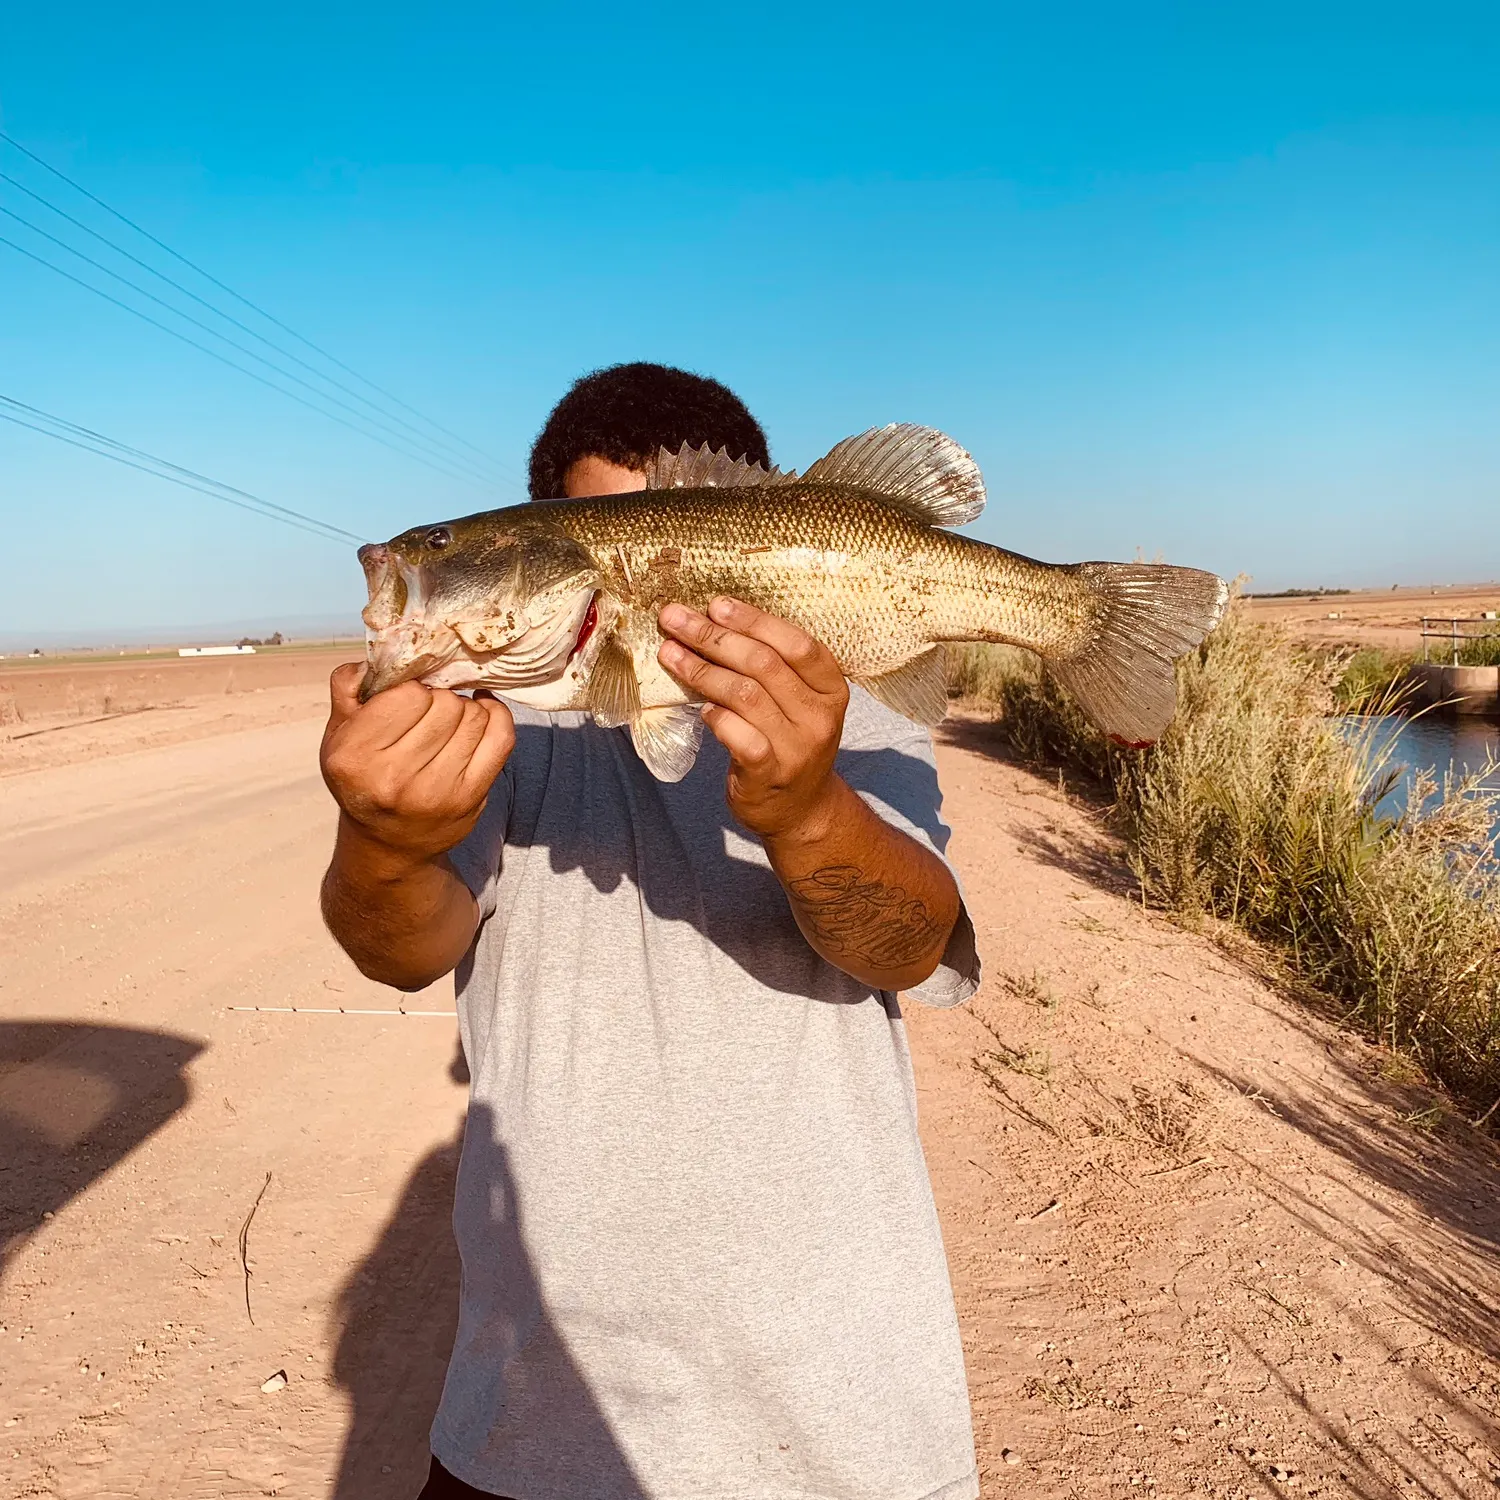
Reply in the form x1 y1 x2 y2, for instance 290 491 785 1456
0 129 521 482
0 203 498 487
0 168 514 485
0 230 497 491
0 410 356 545
0 393 366 546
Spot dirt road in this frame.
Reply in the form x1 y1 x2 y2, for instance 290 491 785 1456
3 673 1498 1498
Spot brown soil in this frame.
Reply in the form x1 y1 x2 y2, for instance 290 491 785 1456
1245 583 1500 650
2 669 1497 1498
0 646 360 779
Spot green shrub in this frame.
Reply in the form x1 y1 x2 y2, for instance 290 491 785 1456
946 643 1036 704
1458 636 1500 668
1334 646 1418 711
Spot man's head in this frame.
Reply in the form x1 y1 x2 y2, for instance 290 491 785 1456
529 362 770 501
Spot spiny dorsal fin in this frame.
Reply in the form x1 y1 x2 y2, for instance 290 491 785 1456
853 647 951 727
644 442 791 490
801 424 985 526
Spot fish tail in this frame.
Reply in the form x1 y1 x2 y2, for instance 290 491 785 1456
1044 563 1229 747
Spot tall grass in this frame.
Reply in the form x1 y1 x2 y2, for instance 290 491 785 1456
1455 636 1500 668
1333 646 1418 711
949 612 1500 1116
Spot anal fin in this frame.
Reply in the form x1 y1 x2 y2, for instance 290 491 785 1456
630 704 704 782
853 647 950 727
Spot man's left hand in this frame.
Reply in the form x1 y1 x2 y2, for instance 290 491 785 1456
658 597 849 839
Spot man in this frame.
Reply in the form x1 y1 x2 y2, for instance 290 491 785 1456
320 363 981 1500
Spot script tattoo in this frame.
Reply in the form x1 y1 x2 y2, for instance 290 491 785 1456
786 864 943 970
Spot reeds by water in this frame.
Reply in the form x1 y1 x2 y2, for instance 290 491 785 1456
949 607 1500 1119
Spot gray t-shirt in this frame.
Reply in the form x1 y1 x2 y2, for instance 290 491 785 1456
437 688 980 1500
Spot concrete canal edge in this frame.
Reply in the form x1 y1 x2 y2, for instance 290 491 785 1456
1406 662 1500 716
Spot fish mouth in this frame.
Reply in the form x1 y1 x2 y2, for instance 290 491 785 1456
358 546 461 701
359 636 458 701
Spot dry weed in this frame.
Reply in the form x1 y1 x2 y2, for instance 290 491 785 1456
1123 1081 1214 1157
1084 1079 1215 1160
957 602 1500 1119
1002 969 1059 1010
975 1041 1052 1082
1023 1371 1104 1410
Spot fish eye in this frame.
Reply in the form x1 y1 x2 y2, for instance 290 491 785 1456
426 526 452 550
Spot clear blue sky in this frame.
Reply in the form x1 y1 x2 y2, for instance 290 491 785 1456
2 2 1498 638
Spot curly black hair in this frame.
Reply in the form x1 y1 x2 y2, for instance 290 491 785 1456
528 362 770 500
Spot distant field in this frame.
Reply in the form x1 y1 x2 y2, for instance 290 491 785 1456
0 637 363 669
0 641 362 727
1246 581 1500 649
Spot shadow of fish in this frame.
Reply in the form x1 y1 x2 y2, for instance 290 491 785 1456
358 424 1228 780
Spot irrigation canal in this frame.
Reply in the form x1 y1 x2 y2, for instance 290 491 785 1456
1362 713 1500 842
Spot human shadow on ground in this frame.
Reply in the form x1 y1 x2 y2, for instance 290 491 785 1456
330 1043 646 1500
0 1020 202 1280
460 717 949 1004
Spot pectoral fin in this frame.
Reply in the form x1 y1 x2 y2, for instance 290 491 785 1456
853 647 950 727
588 632 642 729
629 704 704 782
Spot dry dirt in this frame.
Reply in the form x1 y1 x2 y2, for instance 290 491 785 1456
1244 583 1500 651
0 647 361 779
2 658 1498 1499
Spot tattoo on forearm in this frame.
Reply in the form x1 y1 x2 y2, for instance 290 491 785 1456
786 864 943 970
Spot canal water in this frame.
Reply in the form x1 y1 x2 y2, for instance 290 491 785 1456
1358 714 1500 840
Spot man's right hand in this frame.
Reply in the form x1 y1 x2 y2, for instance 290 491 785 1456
320 663 516 863
319 665 515 988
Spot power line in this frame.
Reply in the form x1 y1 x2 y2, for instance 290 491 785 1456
0 202 499 487
0 410 356 545
0 392 366 546
0 167 515 485
0 230 499 491
0 129 523 484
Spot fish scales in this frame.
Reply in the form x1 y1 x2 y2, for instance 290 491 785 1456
556 483 1097 676
357 423 1228 781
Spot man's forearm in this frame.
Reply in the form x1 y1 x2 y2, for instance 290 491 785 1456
762 777 960 992
321 814 479 990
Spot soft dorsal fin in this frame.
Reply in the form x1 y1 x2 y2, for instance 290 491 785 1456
644 442 792 490
853 647 951 727
801 424 985 526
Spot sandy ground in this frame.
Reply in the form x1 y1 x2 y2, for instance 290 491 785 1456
1245 584 1500 651
2 661 1499 1499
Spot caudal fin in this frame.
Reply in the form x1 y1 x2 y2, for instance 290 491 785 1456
1047 564 1229 747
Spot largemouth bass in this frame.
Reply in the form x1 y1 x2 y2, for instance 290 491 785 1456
358 424 1227 780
